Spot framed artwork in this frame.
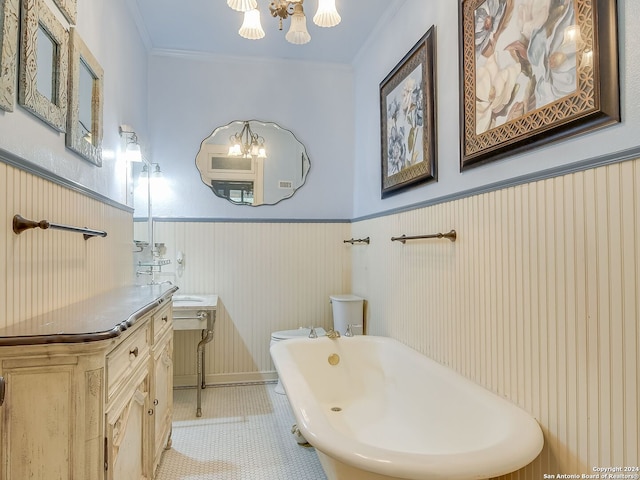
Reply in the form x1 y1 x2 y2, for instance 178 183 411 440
66 28 104 166
0 0 19 111
19 0 69 131
52 0 76 24
459 0 620 170
380 26 437 198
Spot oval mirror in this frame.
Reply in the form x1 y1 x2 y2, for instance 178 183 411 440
195 120 310 206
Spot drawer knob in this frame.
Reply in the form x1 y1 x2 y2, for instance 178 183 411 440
162 315 168 322
154 399 159 406
129 347 139 359
148 408 154 416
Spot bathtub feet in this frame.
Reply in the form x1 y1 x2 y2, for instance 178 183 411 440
291 424 310 446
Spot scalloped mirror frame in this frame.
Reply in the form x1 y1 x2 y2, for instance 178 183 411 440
66 28 103 166
0 0 19 111
18 0 69 132
195 120 311 207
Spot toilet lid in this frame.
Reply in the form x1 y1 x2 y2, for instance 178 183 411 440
271 327 325 340
329 294 363 302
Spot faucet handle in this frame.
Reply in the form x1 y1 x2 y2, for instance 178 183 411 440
345 324 363 337
326 329 340 338
308 326 317 338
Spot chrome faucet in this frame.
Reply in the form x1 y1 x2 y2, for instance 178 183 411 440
308 326 318 338
344 324 363 337
326 329 341 339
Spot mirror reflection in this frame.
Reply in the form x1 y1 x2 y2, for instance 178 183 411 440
78 59 95 144
36 25 56 102
196 120 310 206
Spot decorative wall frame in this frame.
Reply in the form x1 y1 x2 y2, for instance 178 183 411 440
380 26 437 198
66 28 103 166
19 0 69 132
459 0 620 170
0 0 19 111
52 0 76 24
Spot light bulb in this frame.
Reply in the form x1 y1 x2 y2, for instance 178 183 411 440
313 0 341 28
285 5 310 45
227 0 257 12
125 142 142 163
239 9 265 40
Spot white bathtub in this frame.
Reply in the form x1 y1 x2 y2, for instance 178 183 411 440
270 335 543 480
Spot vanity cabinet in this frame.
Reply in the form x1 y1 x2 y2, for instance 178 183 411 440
0 285 176 480
151 303 174 473
0 346 104 479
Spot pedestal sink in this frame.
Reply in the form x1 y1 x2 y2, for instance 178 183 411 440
172 293 218 416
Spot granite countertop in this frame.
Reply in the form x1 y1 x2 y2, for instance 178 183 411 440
0 284 179 346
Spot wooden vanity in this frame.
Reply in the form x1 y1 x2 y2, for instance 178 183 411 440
0 284 178 480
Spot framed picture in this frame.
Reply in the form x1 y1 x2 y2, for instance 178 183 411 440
459 0 620 170
19 0 69 132
380 26 437 198
66 28 104 166
0 0 19 111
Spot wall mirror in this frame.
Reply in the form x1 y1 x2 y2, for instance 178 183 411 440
66 28 103 166
0 0 19 112
196 120 310 206
132 160 151 246
18 0 68 131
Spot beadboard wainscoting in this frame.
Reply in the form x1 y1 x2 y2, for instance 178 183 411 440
0 162 133 329
149 220 352 386
351 157 640 478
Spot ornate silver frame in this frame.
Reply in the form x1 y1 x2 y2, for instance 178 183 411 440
18 0 69 131
66 28 103 166
51 0 76 23
0 0 19 111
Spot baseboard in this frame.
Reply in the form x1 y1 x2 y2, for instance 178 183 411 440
173 371 278 388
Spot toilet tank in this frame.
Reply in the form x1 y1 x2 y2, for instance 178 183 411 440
329 294 364 335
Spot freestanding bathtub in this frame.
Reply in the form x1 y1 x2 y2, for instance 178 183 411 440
270 335 543 480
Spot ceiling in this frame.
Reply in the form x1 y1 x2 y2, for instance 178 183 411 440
129 0 403 64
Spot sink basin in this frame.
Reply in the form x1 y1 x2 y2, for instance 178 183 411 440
173 295 204 302
172 294 218 310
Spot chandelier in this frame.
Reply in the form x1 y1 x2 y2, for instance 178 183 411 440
228 121 267 159
227 0 341 45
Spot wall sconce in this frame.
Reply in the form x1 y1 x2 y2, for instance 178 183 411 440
119 124 142 163
140 163 162 179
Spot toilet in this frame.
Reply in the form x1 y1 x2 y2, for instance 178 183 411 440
270 327 325 394
270 294 364 395
329 294 364 335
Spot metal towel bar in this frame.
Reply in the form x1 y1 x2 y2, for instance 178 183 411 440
391 230 457 243
13 214 107 240
174 313 208 321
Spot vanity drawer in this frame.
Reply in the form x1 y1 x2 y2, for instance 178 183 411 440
106 322 151 400
153 302 172 343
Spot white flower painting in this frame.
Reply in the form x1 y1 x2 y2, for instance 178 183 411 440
385 65 424 176
474 0 577 135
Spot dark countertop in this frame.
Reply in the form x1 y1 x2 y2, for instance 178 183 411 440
0 284 179 346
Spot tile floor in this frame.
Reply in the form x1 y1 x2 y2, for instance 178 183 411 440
156 383 328 480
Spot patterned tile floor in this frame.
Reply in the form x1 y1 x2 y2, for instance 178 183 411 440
155 383 328 480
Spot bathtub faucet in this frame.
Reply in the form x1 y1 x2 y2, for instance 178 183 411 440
326 329 341 339
344 324 363 337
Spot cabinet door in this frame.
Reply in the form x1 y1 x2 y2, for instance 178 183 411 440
0 360 78 480
152 332 174 473
105 371 151 480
